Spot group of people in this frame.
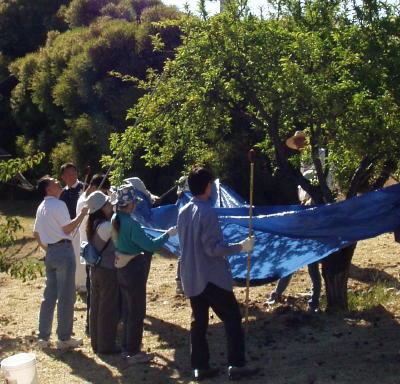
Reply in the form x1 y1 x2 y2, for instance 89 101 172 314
33 164 258 380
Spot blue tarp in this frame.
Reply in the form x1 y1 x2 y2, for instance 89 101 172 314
132 181 400 284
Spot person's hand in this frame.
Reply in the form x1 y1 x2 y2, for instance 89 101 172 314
80 206 89 216
166 226 177 237
239 236 255 253
152 196 162 206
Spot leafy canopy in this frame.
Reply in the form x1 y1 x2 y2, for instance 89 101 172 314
110 0 400 202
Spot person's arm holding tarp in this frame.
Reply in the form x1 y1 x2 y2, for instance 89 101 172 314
128 219 175 253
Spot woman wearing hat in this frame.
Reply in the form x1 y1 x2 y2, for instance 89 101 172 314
112 185 176 365
86 191 120 354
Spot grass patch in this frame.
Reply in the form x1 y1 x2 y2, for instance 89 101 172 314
347 281 395 311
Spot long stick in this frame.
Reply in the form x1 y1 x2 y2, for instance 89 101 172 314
245 149 255 332
83 165 91 192
157 184 178 203
71 165 92 240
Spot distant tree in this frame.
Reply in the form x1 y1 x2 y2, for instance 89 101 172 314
63 0 166 27
9 4 182 176
0 53 19 151
111 0 400 311
64 0 117 27
0 0 70 158
130 0 163 21
0 0 69 58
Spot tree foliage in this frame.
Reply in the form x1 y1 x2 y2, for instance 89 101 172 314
0 154 44 280
9 3 182 177
63 0 168 27
110 0 400 311
0 153 44 182
112 0 400 202
0 0 69 59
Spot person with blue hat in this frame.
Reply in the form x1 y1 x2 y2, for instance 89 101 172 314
111 184 176 365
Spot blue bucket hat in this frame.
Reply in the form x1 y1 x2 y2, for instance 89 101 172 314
112 184 142 207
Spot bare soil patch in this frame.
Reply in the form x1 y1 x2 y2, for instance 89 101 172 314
1 201 400 383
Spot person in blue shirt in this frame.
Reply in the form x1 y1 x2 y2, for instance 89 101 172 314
177 167 258 381
111 184 176 365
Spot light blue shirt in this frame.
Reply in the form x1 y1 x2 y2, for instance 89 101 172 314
177 197 242 297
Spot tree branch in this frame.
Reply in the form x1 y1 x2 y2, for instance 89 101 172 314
309 124 335 203
347 156 378 198
371 159 397 190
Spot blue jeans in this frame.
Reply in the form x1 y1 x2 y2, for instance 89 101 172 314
274 262 321 309
38 242 76 341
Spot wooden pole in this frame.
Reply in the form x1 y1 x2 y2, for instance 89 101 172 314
72 165 91 240
244 149 255 332
83 165 91 192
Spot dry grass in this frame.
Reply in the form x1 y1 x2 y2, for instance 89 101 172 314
1 201 400 383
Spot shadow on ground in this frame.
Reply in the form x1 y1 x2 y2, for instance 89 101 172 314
350 264 400 288
2 294 400 383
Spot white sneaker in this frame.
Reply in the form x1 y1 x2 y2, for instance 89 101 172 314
264 292 282 306
56 337 83 350
124 351 153 365
37 339 50 348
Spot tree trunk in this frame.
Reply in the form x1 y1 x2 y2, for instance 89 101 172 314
321 243 357 312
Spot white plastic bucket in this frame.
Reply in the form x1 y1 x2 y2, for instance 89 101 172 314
1 353 38 384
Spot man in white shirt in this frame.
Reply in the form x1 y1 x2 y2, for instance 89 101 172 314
33 176 88 349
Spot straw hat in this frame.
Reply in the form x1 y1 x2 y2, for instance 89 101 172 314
286 131 307 150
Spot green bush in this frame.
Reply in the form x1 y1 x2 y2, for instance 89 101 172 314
50 141 75 176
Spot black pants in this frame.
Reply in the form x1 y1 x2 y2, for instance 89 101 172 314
117 252 152 354
90 266 119 353
189 283 245 369
86 265 91 333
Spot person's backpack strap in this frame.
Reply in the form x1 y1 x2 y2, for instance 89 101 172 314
98 238 111 255
94 221 111 265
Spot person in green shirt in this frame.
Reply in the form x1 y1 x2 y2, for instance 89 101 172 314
111 184 176 365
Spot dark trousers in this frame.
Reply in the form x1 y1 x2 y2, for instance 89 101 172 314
275 261 321 308
90 266 119 353
189 283 245 369
117 252 152 354
86 265 91 334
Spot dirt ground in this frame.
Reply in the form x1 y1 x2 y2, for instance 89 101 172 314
1 204 400 383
